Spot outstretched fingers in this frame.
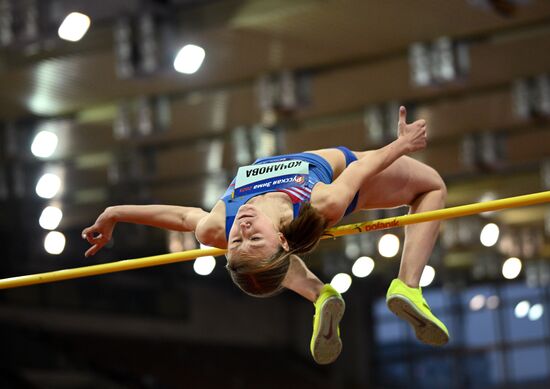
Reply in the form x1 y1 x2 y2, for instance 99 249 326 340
84 240 108 258
81 226 109 257
83 235 108 257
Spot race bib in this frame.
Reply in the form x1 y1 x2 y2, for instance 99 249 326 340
233 159 309 198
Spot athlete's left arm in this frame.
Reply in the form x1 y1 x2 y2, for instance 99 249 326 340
313 106 426 224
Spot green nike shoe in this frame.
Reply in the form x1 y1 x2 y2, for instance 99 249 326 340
310 284 345 365
386 278 449 346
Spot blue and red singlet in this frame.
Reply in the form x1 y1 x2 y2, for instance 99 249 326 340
221 146 359 239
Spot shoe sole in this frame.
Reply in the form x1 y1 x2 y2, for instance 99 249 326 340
387 295 449 346
311 297 345 365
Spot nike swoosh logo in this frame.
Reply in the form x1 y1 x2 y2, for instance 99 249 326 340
323 314 334 340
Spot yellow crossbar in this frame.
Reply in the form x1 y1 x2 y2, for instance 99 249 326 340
1 191 549 290
324 190 550 238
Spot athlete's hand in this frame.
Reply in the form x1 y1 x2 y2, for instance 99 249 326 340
397 106 427 153
81 208 116 257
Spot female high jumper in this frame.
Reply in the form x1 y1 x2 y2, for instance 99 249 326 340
83 106 449 365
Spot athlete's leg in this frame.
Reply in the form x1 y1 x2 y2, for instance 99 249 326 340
351 154 447 288
400 183 446 287
351 153 449 345
305 147 446 286
305 147 448 345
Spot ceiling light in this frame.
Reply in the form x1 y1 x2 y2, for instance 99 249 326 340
36 173 62 199
378 233 400 258
330 273 352 294
352 256 375 278
478 192 499 216
514 300 530 318
469 294 486 311
193 244 216 276
58 12 91 42
44 231 66 255
39 206 63 230
31 131 58 158
502 257 522 280
193 256 216 276
480 222 500 247
174 44 205 74
419 265 435 287
528 303 544 321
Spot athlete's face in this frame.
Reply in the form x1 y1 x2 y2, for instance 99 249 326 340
227 204 289 261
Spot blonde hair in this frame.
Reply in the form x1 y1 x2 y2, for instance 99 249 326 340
226 203 327 297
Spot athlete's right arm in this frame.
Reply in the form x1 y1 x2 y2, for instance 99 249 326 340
82 205 208 257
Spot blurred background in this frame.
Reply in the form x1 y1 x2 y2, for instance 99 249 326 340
1 0 550 388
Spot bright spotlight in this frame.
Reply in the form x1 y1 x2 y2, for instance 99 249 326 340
514 300 530 318
193 244 216 275
469 294 486 311
330 273 352 294
193 256 216 276
502 257 522 280
528 303 544 321
419 265 435 287
39 206 63 230
378 234 400 258
44 231 66 255
352 256 375 278
480 223 499 247
35 173 62 199
31 131 58 158
174 44 205 74
58 12 91 42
